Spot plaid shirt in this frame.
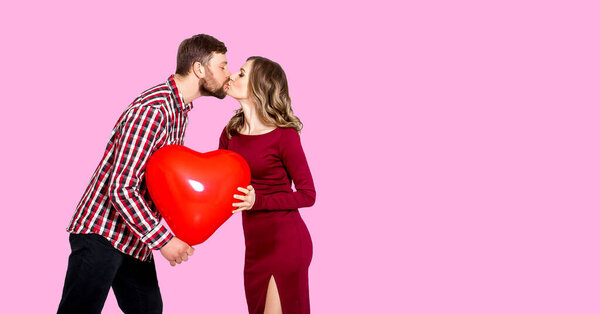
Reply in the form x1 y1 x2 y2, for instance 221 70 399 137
67 75 192 261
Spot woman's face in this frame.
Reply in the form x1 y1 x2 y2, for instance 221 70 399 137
227 60 253 100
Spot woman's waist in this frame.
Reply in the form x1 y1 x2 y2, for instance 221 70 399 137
250 181 292 193
241 210 309 242
241 209 302 230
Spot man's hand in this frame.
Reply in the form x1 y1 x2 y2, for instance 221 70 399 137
159 237 194 267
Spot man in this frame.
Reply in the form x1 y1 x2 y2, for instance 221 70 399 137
57 34 231 314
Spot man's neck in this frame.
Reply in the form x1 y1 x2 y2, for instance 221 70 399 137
173 74 201 105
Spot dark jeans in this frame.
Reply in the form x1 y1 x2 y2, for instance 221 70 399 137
57 233 163 314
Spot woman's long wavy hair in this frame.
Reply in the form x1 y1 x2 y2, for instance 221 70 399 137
225 56 303 138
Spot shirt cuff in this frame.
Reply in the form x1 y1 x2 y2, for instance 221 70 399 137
253 194 264 210
141 223 174 250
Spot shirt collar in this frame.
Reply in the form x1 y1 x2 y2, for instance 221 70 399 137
167 75 194 112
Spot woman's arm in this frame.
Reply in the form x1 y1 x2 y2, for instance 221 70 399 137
253 129 316 210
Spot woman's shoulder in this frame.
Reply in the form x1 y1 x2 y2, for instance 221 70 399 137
218 126 231 149
278 127 300 135
276 127 302 145
219 126 229 138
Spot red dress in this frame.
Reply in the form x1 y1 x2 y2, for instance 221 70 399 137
219 127 316 314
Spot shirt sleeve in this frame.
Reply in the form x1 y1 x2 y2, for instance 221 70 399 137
218 127 229 149
253 129 316 210
108 105 173 250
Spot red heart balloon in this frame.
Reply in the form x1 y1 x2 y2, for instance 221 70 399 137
145 145 250 246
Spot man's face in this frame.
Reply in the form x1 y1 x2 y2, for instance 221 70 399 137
199 53 231 99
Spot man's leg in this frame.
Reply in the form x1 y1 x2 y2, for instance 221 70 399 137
112 253 163 314
57 233 123 314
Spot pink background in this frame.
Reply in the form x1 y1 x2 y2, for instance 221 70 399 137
1 0 599 313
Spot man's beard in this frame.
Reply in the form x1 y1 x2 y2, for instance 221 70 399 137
199 70 227 99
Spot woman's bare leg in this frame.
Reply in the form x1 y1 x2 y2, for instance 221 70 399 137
264 275 282 314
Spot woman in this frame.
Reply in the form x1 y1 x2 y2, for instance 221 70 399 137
221 56 316 314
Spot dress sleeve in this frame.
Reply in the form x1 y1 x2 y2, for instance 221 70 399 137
253 129 316 210
108 105 173 249
218 127 229 149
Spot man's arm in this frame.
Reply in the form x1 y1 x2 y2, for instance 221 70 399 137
108 105 193 265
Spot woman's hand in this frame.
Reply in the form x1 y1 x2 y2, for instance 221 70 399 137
232 185 255 214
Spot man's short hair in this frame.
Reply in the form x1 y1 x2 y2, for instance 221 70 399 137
176 34 227 75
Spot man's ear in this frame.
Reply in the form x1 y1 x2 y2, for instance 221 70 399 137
192 61 205 78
